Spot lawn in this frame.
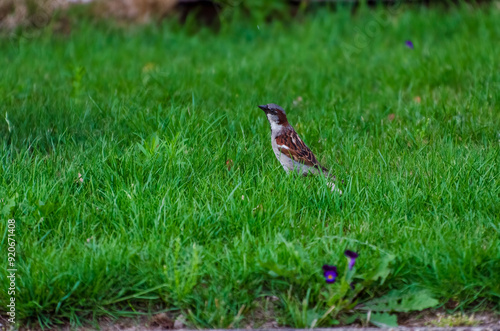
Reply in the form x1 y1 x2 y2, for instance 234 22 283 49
0 3 499 328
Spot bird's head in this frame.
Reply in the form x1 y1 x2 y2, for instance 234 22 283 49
258 103 289 128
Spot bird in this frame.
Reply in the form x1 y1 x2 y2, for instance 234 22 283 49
258 103 341 194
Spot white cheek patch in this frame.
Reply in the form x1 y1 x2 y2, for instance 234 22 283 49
270 121 282 133
267 113 278 123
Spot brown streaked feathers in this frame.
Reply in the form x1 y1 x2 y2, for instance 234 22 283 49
275 128 329 174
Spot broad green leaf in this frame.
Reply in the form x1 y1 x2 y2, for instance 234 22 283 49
2 193 18 217
306 309 322 327
359 289 439 312
370 312 398 328
343 313 361 325
369 254 395 284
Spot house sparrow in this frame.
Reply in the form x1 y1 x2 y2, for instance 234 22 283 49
259 103 341 194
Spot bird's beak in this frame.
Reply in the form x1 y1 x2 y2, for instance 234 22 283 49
258 105 268 112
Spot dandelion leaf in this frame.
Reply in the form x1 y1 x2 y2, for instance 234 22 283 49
359 289 439 312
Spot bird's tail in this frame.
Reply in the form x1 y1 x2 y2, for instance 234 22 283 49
326 181 342 195
319 167 342 195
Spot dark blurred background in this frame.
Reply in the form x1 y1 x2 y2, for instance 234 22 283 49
1 0 496 32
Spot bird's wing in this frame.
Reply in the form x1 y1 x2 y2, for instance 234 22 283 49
275 130 322 168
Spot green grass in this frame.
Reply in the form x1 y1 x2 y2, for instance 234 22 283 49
1 3 499 328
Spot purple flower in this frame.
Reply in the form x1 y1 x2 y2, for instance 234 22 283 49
344 250 359 270
405 40 414 49
322 265 338 284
